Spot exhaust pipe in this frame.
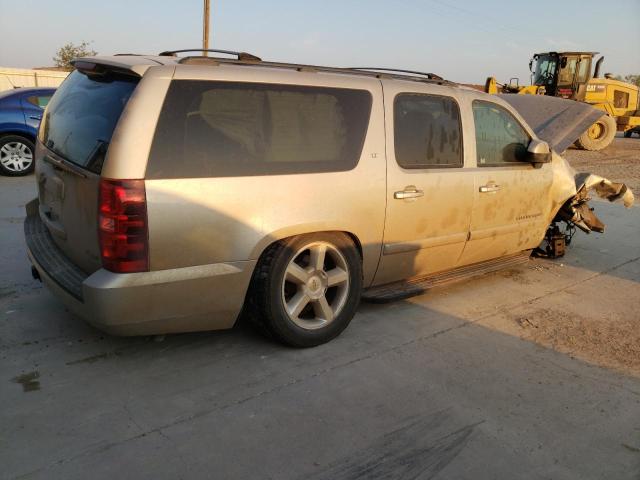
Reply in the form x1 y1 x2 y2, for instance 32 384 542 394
593 56 604 78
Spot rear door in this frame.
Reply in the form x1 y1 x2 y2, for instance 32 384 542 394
36 70 139 273
458 99 553 266
373 83 474 286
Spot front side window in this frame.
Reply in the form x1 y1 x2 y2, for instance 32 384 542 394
394 93 462 168
533 55 557 86
559 57 578 84
147 81 372 178
576 58 590 83
472 101 530 166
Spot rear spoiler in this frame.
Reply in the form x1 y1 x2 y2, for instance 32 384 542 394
71 56 169 77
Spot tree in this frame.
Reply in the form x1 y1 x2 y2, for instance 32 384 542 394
612 74 640 87
53 41 97 70
623 75 640 88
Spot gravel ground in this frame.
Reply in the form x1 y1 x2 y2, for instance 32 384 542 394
564 134 640 194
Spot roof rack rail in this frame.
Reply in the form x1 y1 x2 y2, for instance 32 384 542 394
348 67 444 81
158 49 261 62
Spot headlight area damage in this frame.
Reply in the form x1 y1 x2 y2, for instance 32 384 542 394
539 170 634 258
560 172 634 233
500 94 635 258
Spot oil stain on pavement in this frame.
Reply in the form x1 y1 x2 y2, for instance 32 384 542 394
12 371 40 392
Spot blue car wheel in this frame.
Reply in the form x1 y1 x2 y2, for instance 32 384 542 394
0 135 35 176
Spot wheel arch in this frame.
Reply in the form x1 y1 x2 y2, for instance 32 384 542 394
0 130 36 143
249 226 371 283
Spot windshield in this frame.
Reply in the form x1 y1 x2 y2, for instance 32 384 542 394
532 54 558 86
40 70 138 173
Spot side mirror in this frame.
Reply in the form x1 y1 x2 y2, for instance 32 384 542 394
527 139 551 168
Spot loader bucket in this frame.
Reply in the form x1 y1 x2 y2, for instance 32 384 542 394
499 94 605 153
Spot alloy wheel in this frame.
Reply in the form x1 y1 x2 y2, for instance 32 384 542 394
281 241 350 330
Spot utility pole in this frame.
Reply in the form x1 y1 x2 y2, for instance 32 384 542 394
203 0 210 56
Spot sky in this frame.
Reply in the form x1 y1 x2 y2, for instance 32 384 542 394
1 0 639 84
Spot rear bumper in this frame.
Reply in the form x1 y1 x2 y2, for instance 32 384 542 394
25 201 256 335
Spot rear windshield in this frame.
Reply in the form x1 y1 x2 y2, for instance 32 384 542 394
41 70 138 173
147 81 372 178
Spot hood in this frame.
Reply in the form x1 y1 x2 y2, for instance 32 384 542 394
499 94 605 153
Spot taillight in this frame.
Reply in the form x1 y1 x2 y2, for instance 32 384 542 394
98 179 149 273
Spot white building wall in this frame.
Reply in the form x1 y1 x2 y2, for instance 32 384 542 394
0 67 69 92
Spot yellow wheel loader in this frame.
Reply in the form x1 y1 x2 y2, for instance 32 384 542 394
485 52 640 151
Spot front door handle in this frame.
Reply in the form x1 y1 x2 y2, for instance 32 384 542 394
394 186 424 199
29 115 42 120
479 184 501 193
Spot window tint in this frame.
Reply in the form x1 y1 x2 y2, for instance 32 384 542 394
394 93 462 168
147 81 372 178
26 95 52 108
41 71 138 173
472 101 530 166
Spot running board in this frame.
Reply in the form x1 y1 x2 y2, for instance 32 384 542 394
362 251 532 303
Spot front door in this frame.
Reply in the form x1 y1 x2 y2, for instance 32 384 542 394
459 99 553 266
373 85 475 286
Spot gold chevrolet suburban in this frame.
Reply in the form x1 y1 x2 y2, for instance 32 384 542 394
24 49 633 347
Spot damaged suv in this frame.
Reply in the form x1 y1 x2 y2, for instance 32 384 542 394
25 50 633 347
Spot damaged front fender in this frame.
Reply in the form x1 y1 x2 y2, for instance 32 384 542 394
557 172 634 233
537 154 634 258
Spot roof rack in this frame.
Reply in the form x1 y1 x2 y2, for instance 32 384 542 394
349 68 443 81
158 49 261 62
156 49 452 86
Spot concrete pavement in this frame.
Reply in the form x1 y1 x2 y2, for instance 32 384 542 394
1 175 639 479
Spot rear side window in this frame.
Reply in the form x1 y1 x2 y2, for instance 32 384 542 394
472 101 530 166
41 70 138 173
26 95 52 108
147 81 372 178
394 93 462 168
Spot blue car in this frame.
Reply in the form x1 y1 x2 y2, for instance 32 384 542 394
0 87 56 176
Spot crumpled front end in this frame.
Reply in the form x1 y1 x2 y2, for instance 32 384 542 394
537 154 634 257
557 173 634 233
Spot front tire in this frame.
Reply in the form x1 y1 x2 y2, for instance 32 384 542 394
0 135 35 176
575 115 617 151
251 233 362 347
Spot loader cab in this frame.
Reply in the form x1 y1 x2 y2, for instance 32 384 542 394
531 52 595 100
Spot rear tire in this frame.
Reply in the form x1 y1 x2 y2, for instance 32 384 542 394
250 232 362 347
575 115 616 151
624 130 632 138
0 135 35 176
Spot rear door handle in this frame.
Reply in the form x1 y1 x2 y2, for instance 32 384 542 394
479 184 501 193
394 186 424 199
29 115 42 120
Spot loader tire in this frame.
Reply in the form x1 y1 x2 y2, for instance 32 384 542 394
575 115 617 151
